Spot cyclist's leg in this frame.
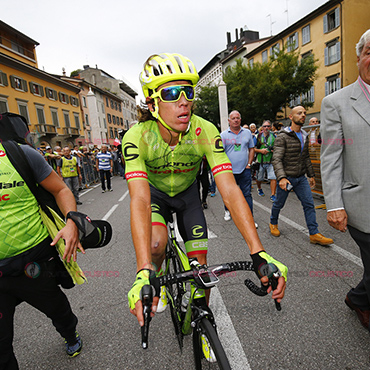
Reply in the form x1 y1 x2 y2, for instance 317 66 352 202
150 185 171 272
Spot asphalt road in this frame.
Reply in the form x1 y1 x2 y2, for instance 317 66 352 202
13 176 370 370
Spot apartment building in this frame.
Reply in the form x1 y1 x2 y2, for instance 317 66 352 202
0 20 84 149
242 0 370 122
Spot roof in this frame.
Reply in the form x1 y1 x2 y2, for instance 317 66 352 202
0 20 39 46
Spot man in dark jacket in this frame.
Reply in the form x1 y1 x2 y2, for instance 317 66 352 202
269 106 333 246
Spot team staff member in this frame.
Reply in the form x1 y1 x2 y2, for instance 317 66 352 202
96 144 113 193
0 141 85 369
123 53 287 327
57 146 82 205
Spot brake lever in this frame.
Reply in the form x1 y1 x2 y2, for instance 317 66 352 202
140 285 153 349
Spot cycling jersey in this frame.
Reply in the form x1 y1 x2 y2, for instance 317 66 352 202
123 115 232 197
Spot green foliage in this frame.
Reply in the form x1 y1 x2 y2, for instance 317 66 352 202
70 69 82 77
194 85 220 130
224 46 318 124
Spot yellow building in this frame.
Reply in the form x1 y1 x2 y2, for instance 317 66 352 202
0 20 84 149
241 0 369 122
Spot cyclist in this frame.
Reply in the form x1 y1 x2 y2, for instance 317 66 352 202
123 53 288 327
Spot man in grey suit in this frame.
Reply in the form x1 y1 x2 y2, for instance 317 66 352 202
320 29 370 330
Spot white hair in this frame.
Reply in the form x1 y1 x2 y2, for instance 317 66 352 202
356 29 370 57
250 123 256 128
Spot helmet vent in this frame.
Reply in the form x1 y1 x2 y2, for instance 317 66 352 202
174 56 184 73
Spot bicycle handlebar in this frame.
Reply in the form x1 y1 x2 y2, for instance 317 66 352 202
140 260 282 349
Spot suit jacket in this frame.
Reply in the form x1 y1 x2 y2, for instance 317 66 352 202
320 79 370 233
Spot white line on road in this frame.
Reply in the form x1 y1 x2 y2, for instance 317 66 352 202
102 204 119 221
119 190 129 202
210 287 251 370
254 201 363 267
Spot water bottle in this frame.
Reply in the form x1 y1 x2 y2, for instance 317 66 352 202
181 291 191 312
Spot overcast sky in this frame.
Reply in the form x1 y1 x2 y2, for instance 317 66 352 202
2 0 328 101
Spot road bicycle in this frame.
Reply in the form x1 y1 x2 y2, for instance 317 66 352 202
140 215 281 370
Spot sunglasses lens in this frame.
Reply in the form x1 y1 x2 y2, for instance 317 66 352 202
160 86 194 102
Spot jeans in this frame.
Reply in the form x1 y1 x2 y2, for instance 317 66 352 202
63 176 79 202
209 170 216 193
225 168 253 214
270 175 319 235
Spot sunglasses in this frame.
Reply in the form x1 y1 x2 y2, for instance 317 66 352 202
153 85 195 102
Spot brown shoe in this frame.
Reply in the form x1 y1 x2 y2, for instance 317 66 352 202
269 223 280 237
309 233 333 246
345 295 370 330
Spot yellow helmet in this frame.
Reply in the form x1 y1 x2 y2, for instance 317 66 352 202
139 53 199 98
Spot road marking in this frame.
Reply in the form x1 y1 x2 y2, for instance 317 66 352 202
119 190 129 202
210 287 251 370
254 201 363 267
102 204 119 221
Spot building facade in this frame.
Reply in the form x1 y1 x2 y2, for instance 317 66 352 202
0 20 84 149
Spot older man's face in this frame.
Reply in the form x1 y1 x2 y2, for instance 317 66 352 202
228 112 241 131
358 40 370 85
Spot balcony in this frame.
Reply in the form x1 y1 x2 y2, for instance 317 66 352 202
35 124 57 136
63 127 80 136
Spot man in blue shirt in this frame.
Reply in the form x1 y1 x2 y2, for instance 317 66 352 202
221 111 257 227
96 145 113 193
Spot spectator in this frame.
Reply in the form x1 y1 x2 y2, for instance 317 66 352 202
44 145 60 172
111 146 119 176
255 120 277 202
221 110 258 228
269 105 333 246
57 146 82 205
96 144 113 193
273 121 283 133
320 29 370 329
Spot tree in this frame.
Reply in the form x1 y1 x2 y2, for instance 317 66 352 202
224 46 318 123
194 85 220 130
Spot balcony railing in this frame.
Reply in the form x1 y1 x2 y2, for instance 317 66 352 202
63 127 79 136
35 124 57 135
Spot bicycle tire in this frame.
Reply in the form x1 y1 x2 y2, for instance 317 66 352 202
165 239 185 348
193 318 231 370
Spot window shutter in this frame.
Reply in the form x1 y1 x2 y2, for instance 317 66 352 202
22 79 28 92
336 77 341 90
53 90 58 100
335 7 340 27
325 82 329 96
336 42 341 62
59 92 62 102
29 82 34 92
311 86 315 102
294 32 298 49
40 86 44 97
323 15 328 33
65 95 69 104
45 87 50 97
10 75 16 88
1 72 8 86
324 47 329 66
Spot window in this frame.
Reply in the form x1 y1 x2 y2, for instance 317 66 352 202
35 105 46 125
302 86 315 104
17 101 30 122
120 118 123 126
63 111 70 127
45 87 57 100
109 128 114 139
324 7 340 33
10 75 28 92
114 128 118 138
110 99 114 109
0 96 9 113
29 82 44 97
103 118 107 128
50 108 59 127
106 97 109 106
302 25 311 45
70 96 79 107
115 102 118 110
262 50 268 63
85 114 89 126
74 113 80 129
269 43 280 57
0 71 8 87
325 40 341 65
59 92 69 104
249 58 254 68
325 74 341 96
83 96 87 107
118 104 121 112
287 32 298 52
112 115 116 125
107 114 112 123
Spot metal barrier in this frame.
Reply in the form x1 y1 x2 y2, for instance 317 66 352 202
80 155 99 188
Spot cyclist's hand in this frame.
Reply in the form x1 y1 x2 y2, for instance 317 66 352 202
251 251 288 302
128 270 159 326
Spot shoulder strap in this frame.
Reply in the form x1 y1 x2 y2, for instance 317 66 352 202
3 140 64 219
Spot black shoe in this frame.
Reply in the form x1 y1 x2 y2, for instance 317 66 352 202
202 202 208 209
64 331 82 357
76 201 82 205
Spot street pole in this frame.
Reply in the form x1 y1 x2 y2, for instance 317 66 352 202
218 79 228 132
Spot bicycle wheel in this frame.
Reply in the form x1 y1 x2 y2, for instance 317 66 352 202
165 239 185 348
193 318 231 370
